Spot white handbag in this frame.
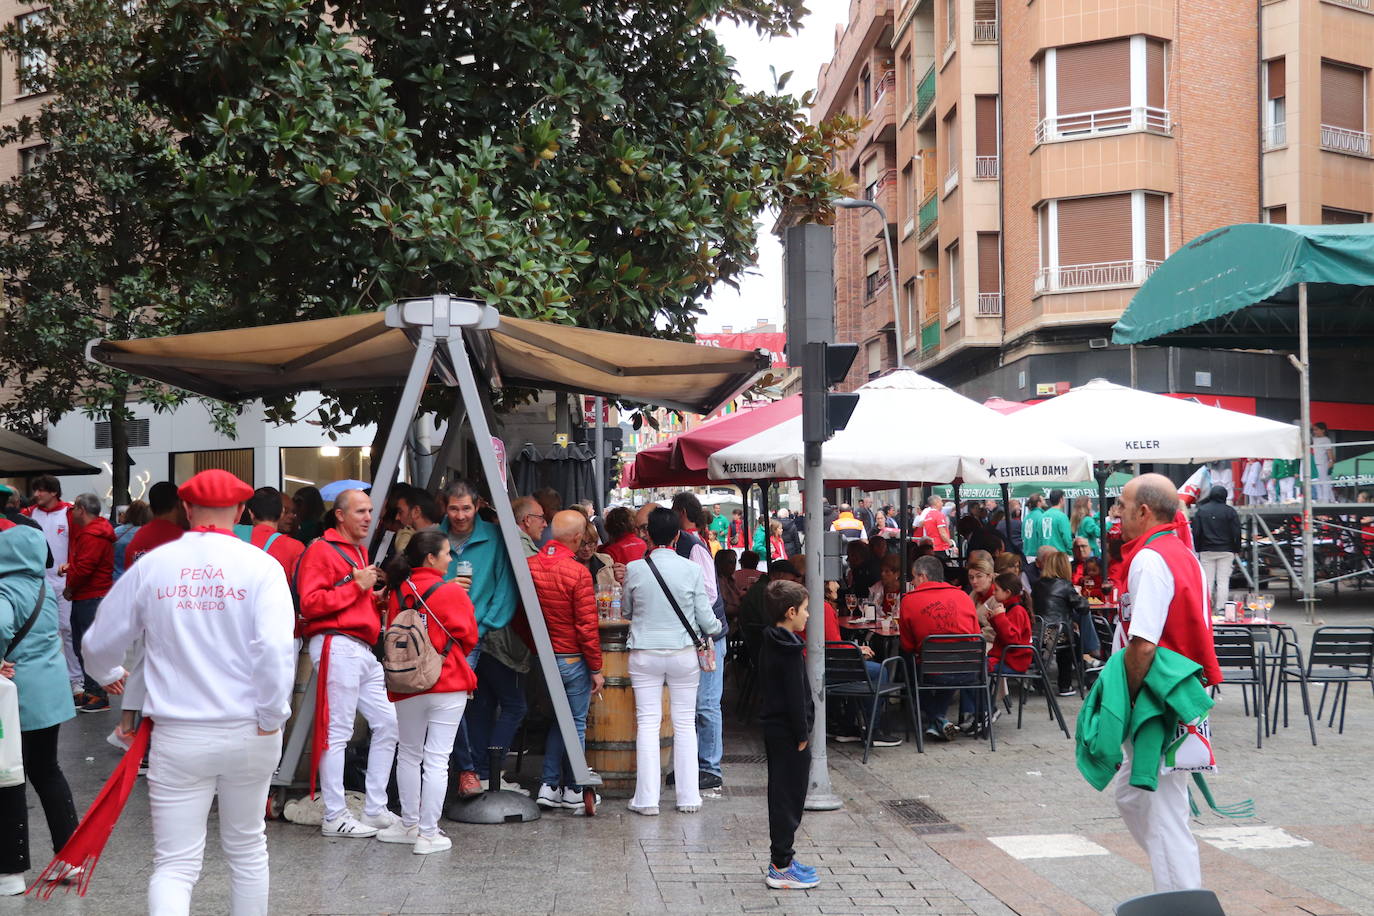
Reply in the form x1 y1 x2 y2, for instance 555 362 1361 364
0 676 23 788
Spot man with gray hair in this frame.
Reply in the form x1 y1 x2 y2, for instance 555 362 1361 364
898 554 980 741
61 493 116 712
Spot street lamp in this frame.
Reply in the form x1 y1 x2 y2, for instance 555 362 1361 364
835 196 904 369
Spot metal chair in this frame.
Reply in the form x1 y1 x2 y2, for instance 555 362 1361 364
1305 626 1374 734
992 639 1071 739
1213 625 1268 749
1114 889 1225 916
907 634 995 753
1264 624 1317 745
823 641 917 764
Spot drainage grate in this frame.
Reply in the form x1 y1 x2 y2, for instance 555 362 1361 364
723 784 769 797
721 753 768 765
881 798 963 834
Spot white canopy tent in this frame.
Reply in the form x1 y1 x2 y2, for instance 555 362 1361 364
707 369 1093 485
1001 379 1302 463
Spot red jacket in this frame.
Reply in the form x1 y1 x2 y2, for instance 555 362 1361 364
298 528 379 646
67 516 115 600
249 523 305 583
800 600 842 648
126 517 184 565
604 534 647 566
898 581 979 658
385 566 479 701
988 596 1032 673
527 540 602 672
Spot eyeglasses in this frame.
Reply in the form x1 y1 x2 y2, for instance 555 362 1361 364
526 513 546 522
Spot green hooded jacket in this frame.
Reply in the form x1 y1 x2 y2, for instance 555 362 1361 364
1076 646 1214 792
0 526 76 732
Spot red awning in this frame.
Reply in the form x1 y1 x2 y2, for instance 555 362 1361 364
624 396 801 489
983 397 1030 415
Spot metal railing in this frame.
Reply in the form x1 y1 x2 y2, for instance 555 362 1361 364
1321 123 1372 157
1034 259 1162 293
1035 106 1171 144
943 166 959 195
874 69 896 105
921 321 940 352
974 155 999 178
866 271 891 297
977 292 1003 316
973 19 998 42
864 169 897 201
1263 121 1287 149
1322 0 1371 11
918 192 938 237
916 64 936 119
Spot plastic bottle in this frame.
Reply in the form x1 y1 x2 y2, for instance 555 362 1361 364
610 584 623 620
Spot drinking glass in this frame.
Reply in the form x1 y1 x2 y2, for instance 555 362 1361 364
845 594 858 616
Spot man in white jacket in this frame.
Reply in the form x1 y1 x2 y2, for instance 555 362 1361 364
82 469 295 916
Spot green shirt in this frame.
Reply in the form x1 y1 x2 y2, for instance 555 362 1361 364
709 514 729 539
1077 515 1102 555
1022 507 1045 558
1041 507 1074 555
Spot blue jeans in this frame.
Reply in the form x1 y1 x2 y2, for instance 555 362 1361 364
695 635 727 778
465 653 528 781
542 656 592 790
919 672 978 726
450 646 483 773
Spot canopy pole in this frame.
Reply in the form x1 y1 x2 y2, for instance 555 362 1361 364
899 484 911 585
1094 463 1110 562
802 440 841 811
367 332 435 560
1299 281 1316 621
593 396 605 514
952 482 962 558
1000 484 1011 557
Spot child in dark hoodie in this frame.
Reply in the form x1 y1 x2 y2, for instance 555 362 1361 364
757 579 819 890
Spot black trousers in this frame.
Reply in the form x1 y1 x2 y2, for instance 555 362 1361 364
764 732 810 870
70 597 107 698
0 724 80 874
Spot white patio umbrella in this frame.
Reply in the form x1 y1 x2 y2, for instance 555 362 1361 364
707 369 1093 485
1002 379 1302 463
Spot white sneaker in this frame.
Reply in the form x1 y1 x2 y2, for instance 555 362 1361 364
536 784 568 809
498 777 530 796
413 832 452 855
0 874 26 896
321 814 378 838
562 787 599 814
375 820 418 844
359 810 399 829
627 803 659 816
106 728 132 751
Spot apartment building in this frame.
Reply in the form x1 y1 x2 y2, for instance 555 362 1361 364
814 0 1374 433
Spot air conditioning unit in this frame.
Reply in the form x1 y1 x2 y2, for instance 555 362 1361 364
1088 337 1109 349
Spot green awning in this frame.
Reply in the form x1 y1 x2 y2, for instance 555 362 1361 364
1330 450 1374 487
933 473 1130 502
1113 223 1374 348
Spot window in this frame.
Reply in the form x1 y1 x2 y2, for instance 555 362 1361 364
977 232 1002 316
946 241 961 324
1265 58 1287 149
1321 60 1369 156
975 95 999 178
1036 191 1167 293
1037 37 1169 142
17 12 49 96
279 446 373 493
866 339 883 378
171 448 254 487
943 107 959 195
861 68 873 114
900 52 912 110
1266 206 1287 225
946 0 957 48
20 145 51 229
973 0 998 42
864 247 886 298
904 280 917 341
1322 207 1368 224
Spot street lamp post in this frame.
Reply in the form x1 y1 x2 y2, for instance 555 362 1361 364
835 197 904 369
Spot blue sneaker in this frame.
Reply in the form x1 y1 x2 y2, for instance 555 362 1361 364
766 861 820 890
790 861 818 879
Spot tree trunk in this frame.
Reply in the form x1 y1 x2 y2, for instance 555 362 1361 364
109 383 131 513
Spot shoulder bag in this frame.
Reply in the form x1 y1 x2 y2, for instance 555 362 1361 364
644 555 716 672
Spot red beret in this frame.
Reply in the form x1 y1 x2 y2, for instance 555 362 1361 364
178 469 254 508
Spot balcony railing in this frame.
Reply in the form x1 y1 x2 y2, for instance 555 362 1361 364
866 271 890 298
946 299 962 325
1262 121 1287 150
1035 106 1171 144
874 69 896 105
921 321 940 353
1322 0 1371 11
973 19 999 42
864 168 897 201
977 292 1003 316
915 64 936 120
943 166 959 196
1321 123 1372 157
918 192 938 237
1034 259 1162 294
974 155 999 179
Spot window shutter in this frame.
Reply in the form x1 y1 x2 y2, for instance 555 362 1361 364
945 110 959 168
1145 194 1166 262
1147 40 1166 109
864 156 881 185
1322 207 1366 225
865 248 882 273
1056 193 1133 266
1036 58 1045 122
1321 61 1365 131
973 0 996 19
948 244 961 300
1267 58 1286 100
1267 205 1287 225
1038 206 1049 268
978 232 1001 293
1056 39 1131 117
975 96 998 156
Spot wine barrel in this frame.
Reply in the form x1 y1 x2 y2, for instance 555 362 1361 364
585 620 672 797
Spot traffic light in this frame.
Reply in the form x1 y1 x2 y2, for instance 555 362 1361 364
802 341 859 443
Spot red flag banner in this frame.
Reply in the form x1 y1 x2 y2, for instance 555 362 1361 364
694 332 787 369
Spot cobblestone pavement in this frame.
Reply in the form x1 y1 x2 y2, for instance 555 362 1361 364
4 597 1373 915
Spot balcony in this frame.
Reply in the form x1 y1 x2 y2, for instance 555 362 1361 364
1322 0 1372 10
921 321 940 353
977 292 1003 316
864 168 897 201
1263 122 1287 150
873 69 896 106
1321 124 1372 157
1036 106 1171 144
918 192 938 238
1034 259 1162 294
915 65 936 120
975 155 999 179
866 271 891 298
945 299 962 326
973 19 998 42
943 165 959 197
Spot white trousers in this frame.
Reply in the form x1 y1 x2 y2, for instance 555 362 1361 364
1278 477 1297 503
147 721 280 916
1114 744 1202 892
628 649 700 809
394 691 468 837
1198 551 1233 617
47 574 80 688
308 635 398 822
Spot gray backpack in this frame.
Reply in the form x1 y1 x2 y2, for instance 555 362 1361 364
382 580 455 694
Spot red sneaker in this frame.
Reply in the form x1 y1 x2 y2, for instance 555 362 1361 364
457 770 484 798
